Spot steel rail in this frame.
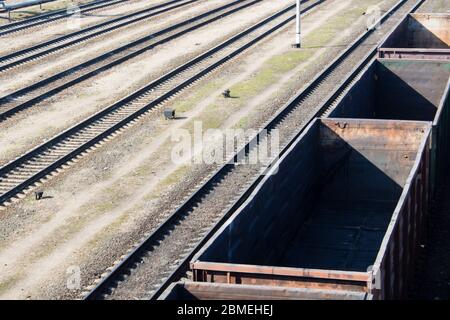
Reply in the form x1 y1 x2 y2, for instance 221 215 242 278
0 0 60 13
0 0 126 36
81 0 325 300
141 0 425 300
0 1 316 206
0 0 262 121
0 0 199 72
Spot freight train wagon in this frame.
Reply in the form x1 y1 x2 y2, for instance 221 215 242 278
327 58 450 194
378 13 450 60
185 118 431 300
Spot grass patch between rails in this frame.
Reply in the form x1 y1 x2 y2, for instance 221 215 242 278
162 0 383 136
235 116 249 129
83 167 192 254
25 212 95 262
84 208 131 250
195 104 223 130
157 164 189 190
14 133 190 262
145 0 384 138
230 51 314 100
18 187 131 264
227 0 380 118
13 207 135 292
171 78 225 114
305 6 368 47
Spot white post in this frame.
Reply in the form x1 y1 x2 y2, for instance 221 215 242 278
295 0 301 48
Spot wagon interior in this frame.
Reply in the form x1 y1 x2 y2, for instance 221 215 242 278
381 13 449 49
196 120 427 273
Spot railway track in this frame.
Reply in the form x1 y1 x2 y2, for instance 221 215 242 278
82 0 425 300
0 0 127 36
0 0 201 73
0 1 322 206
0 0 263 121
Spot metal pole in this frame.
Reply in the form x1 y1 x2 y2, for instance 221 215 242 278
295 0 301 48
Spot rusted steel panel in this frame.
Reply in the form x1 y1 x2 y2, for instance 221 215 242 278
190 118 431 299
328 58 450 194
379 13 450 60
191 262 369 281
190 262 369 292
379 48 450 60
408 13 449 47
191 269 369 293
160 282 368 300
371 136 430 299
